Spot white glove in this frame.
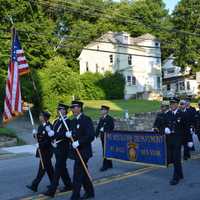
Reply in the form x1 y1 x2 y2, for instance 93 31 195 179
188 142 193 148
72 141 79 149
65 131 72 138
32 128 37 135
45 126 51 132
51 140 57 148
45 126 55 137
35 143 39 148
164 127 171 135
190 128 195 135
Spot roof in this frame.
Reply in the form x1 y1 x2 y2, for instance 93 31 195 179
87 31 159 46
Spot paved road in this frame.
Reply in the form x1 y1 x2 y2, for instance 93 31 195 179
2 116 200 200
0 139 143 200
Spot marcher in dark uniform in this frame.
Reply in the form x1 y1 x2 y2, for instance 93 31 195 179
65 101 95 200
164 97 193 185
179 100 193 160
44 103 72 197
185 97 196 153
96 105 115 171
26 111 54 192
153 101 169 134
194 100 200 141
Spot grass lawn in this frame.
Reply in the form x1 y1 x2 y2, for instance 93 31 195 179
82 99 160 119
0 127 25 146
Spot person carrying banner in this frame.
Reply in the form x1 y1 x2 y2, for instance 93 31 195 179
26 111 54 192
44 103 72 197
164 97 193 185
65 100 95 200
153 101 169 134
96 105 115 171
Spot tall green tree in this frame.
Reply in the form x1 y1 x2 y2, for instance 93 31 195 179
171 0 200 70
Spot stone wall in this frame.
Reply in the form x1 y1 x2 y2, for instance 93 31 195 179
94 111 158 131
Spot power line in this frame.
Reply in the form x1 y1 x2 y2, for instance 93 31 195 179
0 30 164 50
36 0 200 37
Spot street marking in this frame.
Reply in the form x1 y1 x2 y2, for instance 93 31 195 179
20 153 200 200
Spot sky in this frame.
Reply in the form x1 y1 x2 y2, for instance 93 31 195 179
114 0 180 13
164 0 180 13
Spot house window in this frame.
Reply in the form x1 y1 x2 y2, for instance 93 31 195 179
176 83 178 92
157 77 161 89
86 62 89 72
167 84 170 91
155 42 159 47
132 76 136 85
101 67 104 72
156 58 160 65
167 68 175 74
127 75 136 86
96 64 99 73
109 55 113 63
179 81 185 91
128 55 132 65
187 81 190 90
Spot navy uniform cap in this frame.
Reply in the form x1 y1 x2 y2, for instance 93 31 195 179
70 100 84 108
100 105 110 110
40 111 51 119
169 97 180 103
57 103 69 110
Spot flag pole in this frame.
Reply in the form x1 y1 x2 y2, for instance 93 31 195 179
28 105 45 170
59 111 93 183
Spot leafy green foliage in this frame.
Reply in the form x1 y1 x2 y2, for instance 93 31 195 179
171 0 200 70
2 0 194 115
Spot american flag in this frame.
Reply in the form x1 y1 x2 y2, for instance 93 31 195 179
3 29 29 123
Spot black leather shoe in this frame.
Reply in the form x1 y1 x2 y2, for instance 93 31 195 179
170 179 179 185
60 185 73 192
26 184 37 192
80 193 95 199
43 190 55 197
100 166 108 172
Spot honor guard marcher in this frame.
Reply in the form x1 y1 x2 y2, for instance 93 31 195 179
164 97 193 185
194 101 200 141
153 101 169 134
179 100 193 160
44 103 72 197
65 101 95 200
26 111 54 192
96 105 115 171
185 97 196 152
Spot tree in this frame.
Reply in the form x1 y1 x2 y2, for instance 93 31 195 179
171 0 200 70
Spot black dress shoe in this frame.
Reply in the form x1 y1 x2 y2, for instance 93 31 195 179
26 184 37 192
60 185 73 192
170 179 179 185
80 193 95 199
43 190 55 197
100 166 107 172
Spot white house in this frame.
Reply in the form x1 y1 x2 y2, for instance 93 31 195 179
78 31 162 100
162 55 199 98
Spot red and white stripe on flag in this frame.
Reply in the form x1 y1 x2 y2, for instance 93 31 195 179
17 49 29 75
3 29 29 123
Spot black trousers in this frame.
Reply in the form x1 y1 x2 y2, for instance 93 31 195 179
71 158 94 200
100 133 112 168
49 150 72 191
183 142 191 158
32 155 54 187
167 142 183 180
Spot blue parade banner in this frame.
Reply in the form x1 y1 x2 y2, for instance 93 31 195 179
105 130 167 167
